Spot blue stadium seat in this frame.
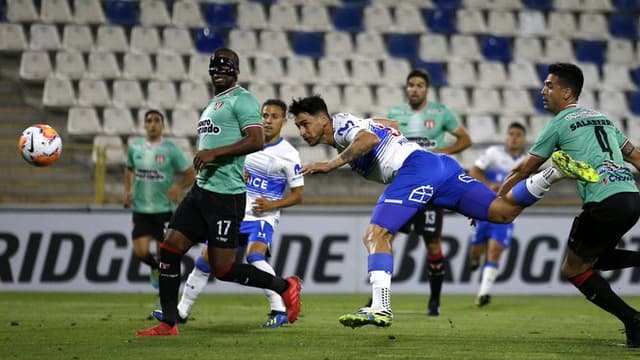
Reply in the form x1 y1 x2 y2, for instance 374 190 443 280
387 34 419 61
204 3 236 29
333 5 364 33
106 1 139 26
341 0 371 5
575 40 606 66
536 63 549 82
0 0 6 22
425 9 456 34
195 28 225 54
629 91 640 115
632 67 640 87
432 0 463 9
522 0 553 10
293 32 324 58
613 0 640 11
481 36 512 63
413 60 447 87
531 89 546 113
609 14 639 41
249 0 278 4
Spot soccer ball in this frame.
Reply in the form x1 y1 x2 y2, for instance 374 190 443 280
19 124 63 167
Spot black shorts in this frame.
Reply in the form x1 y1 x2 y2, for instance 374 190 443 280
399 204 444 244
568 192 640 261
132 212 172 242
169 185 246 249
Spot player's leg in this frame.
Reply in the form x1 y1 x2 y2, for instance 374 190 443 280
420 207 445 316
131 213 160 288
469 222 488 271
175 245 210 322
476 223 512 307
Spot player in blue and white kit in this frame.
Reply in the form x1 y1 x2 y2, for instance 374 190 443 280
152 100 304 328
468 122 527 307
289 95 598 328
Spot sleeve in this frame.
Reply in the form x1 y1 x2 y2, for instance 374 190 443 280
614 123 629 149
442 105 461 133
529 118 559 159
170 142 192 172
126 144 134 168
333 113 373 148
284 150 304 188
473 146 494 170
234 92 263 129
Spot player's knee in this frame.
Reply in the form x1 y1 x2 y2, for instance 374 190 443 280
213 263 233 280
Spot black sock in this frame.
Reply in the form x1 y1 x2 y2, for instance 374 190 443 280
594 249 640 271
571 270 637 323
427 254 445 305
158 246 183 326
139 254 158 269
215 263 288 293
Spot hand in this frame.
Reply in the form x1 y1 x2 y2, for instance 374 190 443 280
167 185 181 203
193 149 216 172
123 191 132 209
300 162 334 175
252 197 273 213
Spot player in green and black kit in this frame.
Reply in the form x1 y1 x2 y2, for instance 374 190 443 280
124 110 194 290
386 69 471 316
500 63 640 347
137 48 302 337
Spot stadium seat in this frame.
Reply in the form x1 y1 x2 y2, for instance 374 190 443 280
203 2 235 29
576 40 606 66
470 88 501 115
465 114 498 142
578 89 597 109
279 83 308 104
78 78 110 107
438 87 470 115
577 62 601 90
19 51 52 81
0 23 27 52
292 32 324 58
363 4 394 33
147 80 178 110
167 136 193 159
486 10 518 36
300 4 333 32
481 35 511 63
122 53 153 80
602 63 635 91
194 27 225 54
413 60 447 87
433 0 463 9
130 26 161 54
297 146 332 163
236 2 266 29
548 12 577 39
269 3 300 31
497 115 527 133
528 114 549 134
609 14 639 41
62 24 93 52
518 10 547 37
418 34 450 62
6 0 38 22
92 135 126 166
513 37 543 62
139 0 170 27
343 84 375 115
607 39 635 64
318 58 351 85
477 61 507 88
375 85 405 115
259 30 292 56
87 52 121 79
394 4 427 33
333 5 364 33
68 107 103 136
543 38 575 63
171 108 199 138
172 1 205 28
450 34 482 61
598 90 629 117
502 88 535 116
355 31 387 59
187 54 211 83
456 9 487 34
163 27 195 55
103 107 137 135
613 0 640 11
252 54 285 84
629 91 640 115
40 0 72 23
106 0 139 26
112 80 145 108
54 51 86 80
29 24 61 51
387 34 419 61
228 29 259 57
521 0 553 11
73 0 106 24
43 76 75 107
96 25 129 53
507 61 540 89
351 58 382 85
286 56 318 85
178 81 210 110
447 60 476 87
633 67 640 88
324 31 354 59
554 0 582 11
248 83 276 103
312 84 342 109
577 13 608 41
583 0 614 11
155 53 187 81
425 8 456 34
381 57 411 86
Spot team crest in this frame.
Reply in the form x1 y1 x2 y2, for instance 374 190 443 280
155 154 165 164
214 101 224 110
424 119 436 128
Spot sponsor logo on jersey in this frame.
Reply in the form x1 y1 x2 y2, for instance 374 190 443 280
134 169 166 181
598 160 634 184
197 117 221 135
423 119 436 128
408 185 434 204
214 101 224 110
155 155 165 164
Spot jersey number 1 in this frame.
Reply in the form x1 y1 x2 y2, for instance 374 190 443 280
594 126 613 160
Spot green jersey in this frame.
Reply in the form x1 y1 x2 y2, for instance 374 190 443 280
127 138 191 213
387 102 460 150
529 105 638 203
196 86 262 194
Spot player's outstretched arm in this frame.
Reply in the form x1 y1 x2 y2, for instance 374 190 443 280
622 140 640 172
497 153 547 196
300 130 380 175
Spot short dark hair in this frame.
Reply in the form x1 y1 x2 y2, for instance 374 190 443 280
406 69 431 87
263 99 287 114
289 95 330 118
144 109 164 122
508 121 526 134
548 63 583 99
214 47 240 70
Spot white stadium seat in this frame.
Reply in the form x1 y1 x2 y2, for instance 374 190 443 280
465 114 498 143
607 39 634 65
112 80 145 108
343 85 375 115
513 37 542 62
248 83 277 103
543 38 576 63
381 58 411 86
469 88 501 115
103 107 137 135
228 29 260 57
155 53 187 81
95 25 128 52
548 12 578 39
269 3 300 31
147 80 178 110
188 54 211 84
394 4 427 33
518 10 547 37
19 51 52 81
253 54 285 84
0 23 28 52
237 2 268 30
317 58 350 85
7 0 38 22
486 10 518 36
161 27 194 54
375 85 405 116
602 64 636 91
577 13 609 40
502 89 535 116
93 135 126 166
55 51 86 80
42 76 75 107
364 5 394 33
312 84 342 110
259 30 292 57
122 53 154 80
355 31 387 60
140 0 171 27
40 0 73 23
299 4 333 32
507 61 540 89
130 26 161 54
447 60 477 87
598 90 629 117
324 31 354 59
73 0 107 24
68 106 102 136
439 87 470 115
178 81 210 110
279 83 308 104
29 24 61 51
457 9 487 34
87 51 121 79
351 58 382 85
286 56 318 85
171 0 205 28
450 34 483 61
62 25 93 52
477 61 507 89
171 108 199 138
419 34 450 62
78 78 111 107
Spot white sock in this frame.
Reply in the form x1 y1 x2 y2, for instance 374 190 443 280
369 270 392 311
478 265 499 297
524 167 559 198
251 259 286 313
177 267 209 319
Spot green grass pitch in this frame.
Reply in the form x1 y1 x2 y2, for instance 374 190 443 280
1 292 640 360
